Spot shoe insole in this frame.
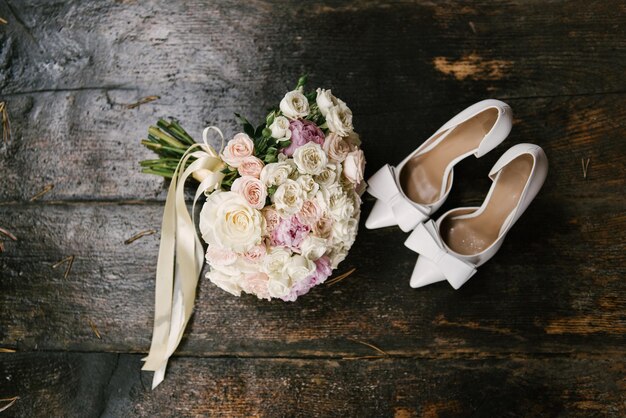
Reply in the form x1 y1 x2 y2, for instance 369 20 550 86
399 108 498 205
441 154 534 256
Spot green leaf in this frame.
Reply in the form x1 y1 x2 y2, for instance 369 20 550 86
295 74 308 90
277 140 292 149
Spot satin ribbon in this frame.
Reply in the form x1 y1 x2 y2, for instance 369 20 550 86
405 220 477 289
141 127 226 389
367 164 429 232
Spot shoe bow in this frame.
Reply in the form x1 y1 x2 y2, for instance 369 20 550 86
367 164 429 232
405 220 477 289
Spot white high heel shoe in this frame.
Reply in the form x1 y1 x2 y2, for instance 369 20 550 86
404 143 548 289
366 99 512 232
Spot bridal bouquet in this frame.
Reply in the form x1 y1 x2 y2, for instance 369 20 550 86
140 77 365 387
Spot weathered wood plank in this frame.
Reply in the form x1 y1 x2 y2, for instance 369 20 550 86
0 196 623 356
0 352 117 418
0 92 624 201
1 0 624 97
1 353 624 417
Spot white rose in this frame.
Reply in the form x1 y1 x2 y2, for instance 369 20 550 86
300 235 328 261
329 246 349 269
260 160 296 188
199 191 264 253
314 163 341 187
206 270 243 296
297 175 319 199
326 103 354 136
262 247 291 278
315 88 342 117
343 149 366 184
267 276 291 298
273 179 305 217
210 254 258 276
280 89 309 119
284 254 316 282
332 218 358 246
329 192 355 220
293 142 328 175
269 116 292 140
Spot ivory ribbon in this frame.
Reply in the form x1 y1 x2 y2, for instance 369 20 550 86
141 127 225 389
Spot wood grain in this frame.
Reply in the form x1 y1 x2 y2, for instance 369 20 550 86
0 197 623 356
1 353 624 417
0 0 625 416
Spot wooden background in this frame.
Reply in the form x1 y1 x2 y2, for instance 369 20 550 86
1 0 625 416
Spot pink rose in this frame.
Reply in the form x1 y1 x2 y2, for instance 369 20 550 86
343 149 365 185
231 176 267 209
323 133 351 163
221 133 254 167
283 119 325 156
238 156 264 178
205 245 237 266
243 244 267 263
296 199 322 226
242 272 271 300
262 207 281 235
271 215 311 252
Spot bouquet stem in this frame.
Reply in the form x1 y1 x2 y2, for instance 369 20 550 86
140 119 200 181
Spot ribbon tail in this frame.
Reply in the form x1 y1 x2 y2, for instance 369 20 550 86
142 135 225 389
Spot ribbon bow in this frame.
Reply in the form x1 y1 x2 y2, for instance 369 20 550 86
404 220 476 289
367 164 429 232
141 127 226 389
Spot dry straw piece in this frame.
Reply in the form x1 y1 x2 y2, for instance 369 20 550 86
29 184 55 201
51 255 75 279
326 268 356 286
0 397 19 413
0 348 16 353
88 319 102 339
124 229 156 244
0 17 7 25
0 101 10 143
0 227 17 241
581 157 590 179
125 95 160 109
343 338 389 360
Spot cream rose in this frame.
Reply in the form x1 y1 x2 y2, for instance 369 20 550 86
343 149 365 184
293 142 328 175
279 89 309 119
267 277 291 298
329 192 356 221
326 103 354 136
199 191 264 253
221 133 254 168
285 255 316 282
269 116 292 139
297 175 319 199
260 160 296 188
238 156 264 178
232 176 267 210
300 235 328 260
323 133 351 163
206 270 243 297
273 179 305 217
314 163 341 187
315 88 342 117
